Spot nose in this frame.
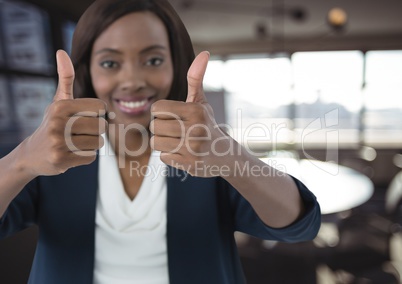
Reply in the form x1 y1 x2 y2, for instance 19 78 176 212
119 63 146 91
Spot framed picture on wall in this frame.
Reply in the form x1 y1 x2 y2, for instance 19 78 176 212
0 32 5 67
0 76 13 131
10 76 56 139
62 20 76 55
0 1 54 74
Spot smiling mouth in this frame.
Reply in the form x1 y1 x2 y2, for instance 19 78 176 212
118 100 147 109
115 96 156 115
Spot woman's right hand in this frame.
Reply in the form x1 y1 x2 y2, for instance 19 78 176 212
20 50 107 177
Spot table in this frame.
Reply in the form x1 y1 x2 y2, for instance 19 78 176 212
260 157 374 214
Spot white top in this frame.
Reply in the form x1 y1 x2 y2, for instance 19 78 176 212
94 138 169 284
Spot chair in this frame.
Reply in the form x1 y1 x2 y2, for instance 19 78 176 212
384 169 402 281
319 167 402 284
385 170 402 217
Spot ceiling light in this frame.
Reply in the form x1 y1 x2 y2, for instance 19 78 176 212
327 7 348 31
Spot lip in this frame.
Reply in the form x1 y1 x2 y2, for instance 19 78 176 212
113 95 156 116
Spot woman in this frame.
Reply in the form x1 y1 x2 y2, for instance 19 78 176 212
0 0 321 283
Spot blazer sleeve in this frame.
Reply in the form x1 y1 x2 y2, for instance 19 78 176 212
228 175 321 243
0 177 39 239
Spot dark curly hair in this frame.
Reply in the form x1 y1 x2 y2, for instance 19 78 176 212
71 0 195 102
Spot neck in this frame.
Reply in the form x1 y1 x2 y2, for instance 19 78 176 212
107 124 152 163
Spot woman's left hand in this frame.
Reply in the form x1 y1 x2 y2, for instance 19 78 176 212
151 52 306 229
150 51 235 177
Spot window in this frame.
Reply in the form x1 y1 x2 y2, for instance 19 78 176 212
204 56 294 151
204 50 402 150
292 51 364 147
364 50 402 147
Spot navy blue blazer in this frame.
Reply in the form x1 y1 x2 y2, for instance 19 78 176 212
0 158 320 284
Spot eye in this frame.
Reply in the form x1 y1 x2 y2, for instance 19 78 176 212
146 57 164 67
100 60 118 69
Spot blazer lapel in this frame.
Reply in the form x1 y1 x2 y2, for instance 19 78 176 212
39 158 99 283
166 166 224 283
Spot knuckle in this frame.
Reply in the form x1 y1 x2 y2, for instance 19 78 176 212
63 73 75 81
150 102 159 113
98 117 108 134
98 136 105 149
50 100 65 115
97 99 107 112
48 150 65 166
188 125 207 137
151 100 165 114
48 130 64 147
79 98 107 115
190 142 202 153
92 100 107 117
149 120 155 134
150 136 157 150
47 117 61 133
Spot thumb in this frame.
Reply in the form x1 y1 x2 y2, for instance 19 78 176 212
54 50 75 101
186 51 210 103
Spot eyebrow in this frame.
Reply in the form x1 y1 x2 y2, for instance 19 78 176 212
94 45 168 55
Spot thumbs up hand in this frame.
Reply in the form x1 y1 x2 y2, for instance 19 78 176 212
21 50 107 177
150 51 234 177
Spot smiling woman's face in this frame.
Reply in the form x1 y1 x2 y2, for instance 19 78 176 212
90 11 173 129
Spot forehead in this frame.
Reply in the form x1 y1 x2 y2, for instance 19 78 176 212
92 11 170 52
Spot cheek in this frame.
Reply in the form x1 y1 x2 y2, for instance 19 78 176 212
155 69 174 99
161 76 173 94
91 74 113 100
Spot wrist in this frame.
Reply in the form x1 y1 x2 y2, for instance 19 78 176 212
11 138 39 180
217 141 247 180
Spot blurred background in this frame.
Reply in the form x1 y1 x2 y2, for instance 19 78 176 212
1 0 402 283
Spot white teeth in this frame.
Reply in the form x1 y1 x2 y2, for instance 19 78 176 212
119 99 147 109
